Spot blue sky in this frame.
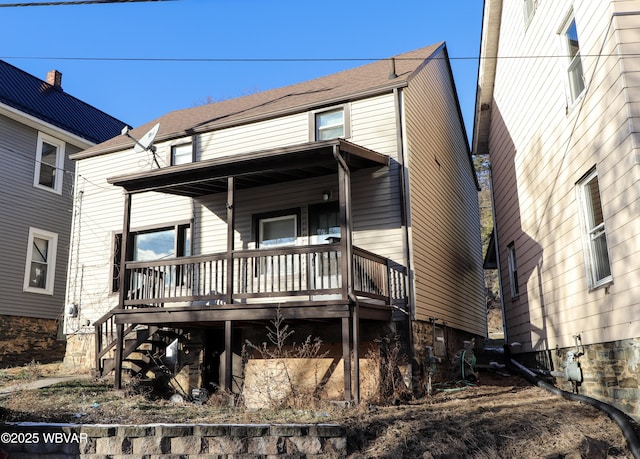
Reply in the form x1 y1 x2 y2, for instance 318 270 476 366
0 0 483 140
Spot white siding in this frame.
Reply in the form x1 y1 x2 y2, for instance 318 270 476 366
488 0 640 350
65 149 193 329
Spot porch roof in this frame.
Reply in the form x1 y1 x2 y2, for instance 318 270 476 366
107 138 389 197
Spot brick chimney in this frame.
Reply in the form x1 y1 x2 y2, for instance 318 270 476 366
46 70 62 89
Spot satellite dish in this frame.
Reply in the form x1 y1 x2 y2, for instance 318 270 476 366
134 123 160 154
122 123 161 168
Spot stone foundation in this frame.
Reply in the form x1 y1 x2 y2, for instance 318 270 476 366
63 333 95 370
410 319 484 394
0 315 65 367
517 337 640 420
0 423 347 458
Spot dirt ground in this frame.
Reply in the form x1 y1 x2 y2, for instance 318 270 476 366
343 371 638 458
1 363 639 458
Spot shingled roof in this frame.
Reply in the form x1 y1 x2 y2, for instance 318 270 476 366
0 60 127 144
74 42 445 159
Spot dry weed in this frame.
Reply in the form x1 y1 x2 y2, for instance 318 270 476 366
364 335 411 405
244 308 328 410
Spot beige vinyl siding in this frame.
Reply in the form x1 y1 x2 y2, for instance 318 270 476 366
69 92 406 326
488 0 640 351
66 150 193 327
0 114 78 319
195 93 404 261
402 50 486 336
196 113 309 160
350 94 404 262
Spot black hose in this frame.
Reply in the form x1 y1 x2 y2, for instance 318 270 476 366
509 357 640 459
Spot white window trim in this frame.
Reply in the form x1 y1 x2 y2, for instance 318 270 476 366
576 169 613 290
23 227 58 295
309 104 351 141
33 132 65 194
558 11 586 108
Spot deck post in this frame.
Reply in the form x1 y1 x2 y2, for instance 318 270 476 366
115 191 132 390
352 300 360 404
226 177 235 304
335 144 359 403
114 324 124 389
342 316 352 402
224 320 233 392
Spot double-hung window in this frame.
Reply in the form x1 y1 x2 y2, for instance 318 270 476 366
577 170 612 289
34 132 65 194
23 227 58 295
561 14 585 103
312 106 350 141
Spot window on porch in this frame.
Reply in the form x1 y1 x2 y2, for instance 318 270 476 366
112 223 191 293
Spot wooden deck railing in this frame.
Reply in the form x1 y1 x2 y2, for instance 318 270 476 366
121 243 406 307
95 243 407 375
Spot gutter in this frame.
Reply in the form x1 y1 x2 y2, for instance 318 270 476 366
509 357 640 459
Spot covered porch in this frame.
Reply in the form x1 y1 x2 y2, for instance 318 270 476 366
101 139 408 402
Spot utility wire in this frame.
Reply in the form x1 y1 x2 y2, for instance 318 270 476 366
0 0 174 7
2 53 639 63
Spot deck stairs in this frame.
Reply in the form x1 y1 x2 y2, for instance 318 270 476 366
93 309 180 381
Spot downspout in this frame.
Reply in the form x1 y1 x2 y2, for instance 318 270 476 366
394 87 417 386
509 358 640 459
333 145 360 404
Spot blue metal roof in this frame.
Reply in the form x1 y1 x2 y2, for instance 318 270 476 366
0 60 127 144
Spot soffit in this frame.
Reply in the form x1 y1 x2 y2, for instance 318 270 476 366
107 139 389 197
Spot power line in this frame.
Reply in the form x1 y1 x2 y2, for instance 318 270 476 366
0 0 174 7
2 53 639 63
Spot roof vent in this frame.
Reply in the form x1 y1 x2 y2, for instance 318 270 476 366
46 70 62 89
388 58 397 79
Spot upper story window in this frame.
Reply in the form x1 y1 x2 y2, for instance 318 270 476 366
311 105 350 141
507 242 519 299
171 142 194 166
561 14 585 103
34 132 65 194
23 227 58 295
577 169 612 289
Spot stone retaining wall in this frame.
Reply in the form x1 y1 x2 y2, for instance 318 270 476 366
0 423 347 458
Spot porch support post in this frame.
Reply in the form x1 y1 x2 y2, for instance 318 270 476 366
224 320 233 392
226 177 235 304
342 316 352 402
334 144 360 403
352 299 360 403
115 191 132 390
